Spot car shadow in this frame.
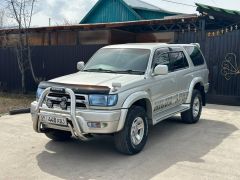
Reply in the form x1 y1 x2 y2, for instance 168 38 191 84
36 117 237 180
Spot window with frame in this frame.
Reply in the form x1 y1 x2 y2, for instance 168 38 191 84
184 46 205 66
169 51 189 71
152 48 172 72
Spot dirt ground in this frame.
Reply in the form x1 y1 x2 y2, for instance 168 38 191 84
0 92 34 115
0 104 240 180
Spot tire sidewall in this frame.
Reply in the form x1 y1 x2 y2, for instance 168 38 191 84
190 90 202 123
125 106 148 154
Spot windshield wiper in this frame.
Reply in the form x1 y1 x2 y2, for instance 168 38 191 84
84 68 117 73
84 68 145 75
115 70 145 75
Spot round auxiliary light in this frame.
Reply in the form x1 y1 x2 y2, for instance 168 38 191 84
46 99 53 108
60 97 68 110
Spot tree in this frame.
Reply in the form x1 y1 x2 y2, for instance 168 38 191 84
5 0 39 93
0 8 8 49
62 18 79 26
0 9 5 28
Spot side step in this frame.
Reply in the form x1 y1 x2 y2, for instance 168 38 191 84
153 104 190 125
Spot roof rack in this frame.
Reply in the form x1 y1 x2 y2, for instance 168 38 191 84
191 43 200 48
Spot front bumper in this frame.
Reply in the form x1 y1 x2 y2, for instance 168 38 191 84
31 87 126 140
31 101 121 133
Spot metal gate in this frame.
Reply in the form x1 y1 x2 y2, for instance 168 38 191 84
177 30 240 105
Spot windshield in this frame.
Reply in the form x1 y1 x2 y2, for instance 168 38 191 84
84 48 151 75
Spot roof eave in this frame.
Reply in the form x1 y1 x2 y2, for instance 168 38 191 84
0 15 199 34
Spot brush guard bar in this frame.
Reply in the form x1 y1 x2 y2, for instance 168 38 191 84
34 87 88 140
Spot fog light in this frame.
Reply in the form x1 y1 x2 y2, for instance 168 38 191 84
101 123 108 128
88 122 101 128
46 99 53 108
60 101 67 110
87 122 106 128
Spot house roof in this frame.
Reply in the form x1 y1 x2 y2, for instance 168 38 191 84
80 0 142 24
196 3 240 22
196 3 240 15
124 0 171 13
80 0 177 24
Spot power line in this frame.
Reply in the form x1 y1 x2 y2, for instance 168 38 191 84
159 0 197 7
210 0 217 6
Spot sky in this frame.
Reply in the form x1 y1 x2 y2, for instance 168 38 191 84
0 0 240 27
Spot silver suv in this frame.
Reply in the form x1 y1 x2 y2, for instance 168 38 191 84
31 43 209 155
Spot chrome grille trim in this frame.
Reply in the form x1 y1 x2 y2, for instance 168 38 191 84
46 93 89 109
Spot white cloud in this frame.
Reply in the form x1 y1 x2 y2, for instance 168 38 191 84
31 0 97 26
2 0 240 27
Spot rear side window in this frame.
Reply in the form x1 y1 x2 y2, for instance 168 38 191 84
169 51 189 71
184 46 205 66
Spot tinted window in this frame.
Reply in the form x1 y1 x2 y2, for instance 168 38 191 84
152 48 172 71
184 46 205 66
169 51 189 71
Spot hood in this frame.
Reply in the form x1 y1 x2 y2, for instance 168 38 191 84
49 71 144 88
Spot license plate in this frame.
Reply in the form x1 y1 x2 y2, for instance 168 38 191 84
40 115 67 126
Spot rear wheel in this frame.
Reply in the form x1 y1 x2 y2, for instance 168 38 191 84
114 106 148 155
181 89 202 124
45 129 72 141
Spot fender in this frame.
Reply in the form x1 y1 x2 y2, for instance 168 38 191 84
186 77 204 104
117 91 152 131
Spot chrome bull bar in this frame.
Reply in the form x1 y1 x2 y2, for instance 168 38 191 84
34 87 88 140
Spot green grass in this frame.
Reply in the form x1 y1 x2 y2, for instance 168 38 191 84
0 92 35 115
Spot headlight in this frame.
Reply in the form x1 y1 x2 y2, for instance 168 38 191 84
36 88 44 101
89 94 118 106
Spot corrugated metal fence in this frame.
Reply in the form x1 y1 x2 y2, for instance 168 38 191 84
0 45 104 91
0 30 240 105
177 30 240 105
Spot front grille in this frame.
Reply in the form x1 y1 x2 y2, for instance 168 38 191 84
46 93 88 109
48 93 86 100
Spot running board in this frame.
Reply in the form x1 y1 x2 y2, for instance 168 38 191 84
153 104 190 125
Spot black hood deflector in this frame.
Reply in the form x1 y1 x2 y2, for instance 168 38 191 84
39 81 110 94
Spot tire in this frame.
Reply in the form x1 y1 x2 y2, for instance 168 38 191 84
45 129 72 141
114 106 148 155
181 89 202 124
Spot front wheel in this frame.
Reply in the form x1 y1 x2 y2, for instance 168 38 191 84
181 89 202 124
114 106 148 155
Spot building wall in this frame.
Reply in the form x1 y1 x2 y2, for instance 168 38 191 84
0 30 177 47
0 30 137 47
136 32 175 43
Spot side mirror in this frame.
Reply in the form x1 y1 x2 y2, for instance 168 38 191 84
153 65 168 75
77 61 85 71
